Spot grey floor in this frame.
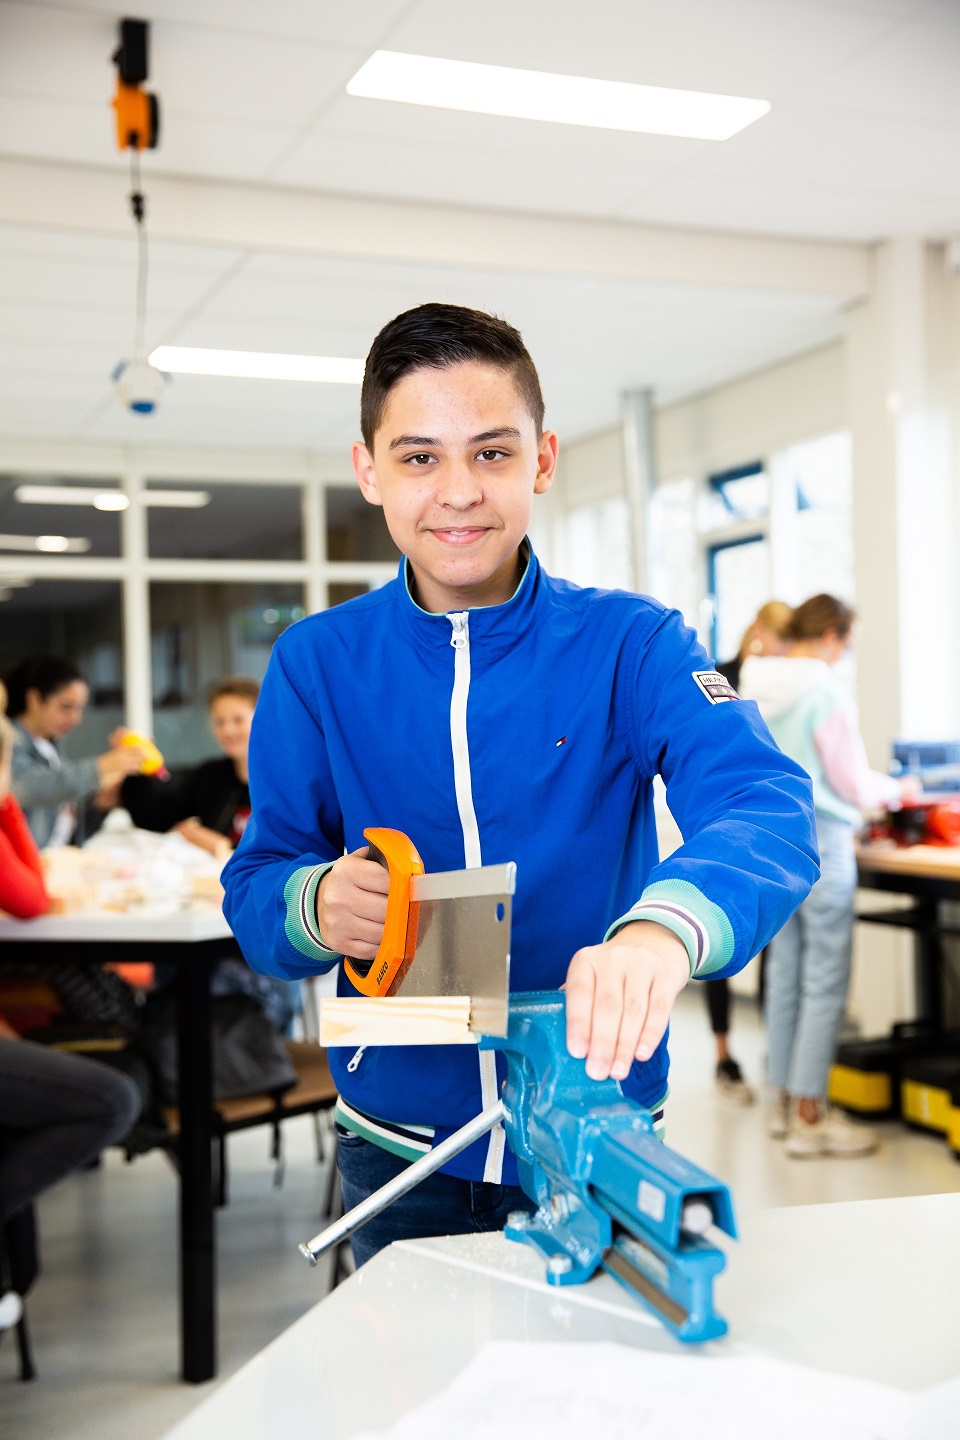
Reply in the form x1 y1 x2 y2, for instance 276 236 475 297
4 988 959 1439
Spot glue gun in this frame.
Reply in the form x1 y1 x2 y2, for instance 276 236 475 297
300 992 737 1343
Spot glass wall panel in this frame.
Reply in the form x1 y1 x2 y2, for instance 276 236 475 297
0 578 124 757
709 537 770 664
150 581 305 765
146 482 303 560
328 582 369 608
0 475 123 558
563 498 632 591
326 487 400 563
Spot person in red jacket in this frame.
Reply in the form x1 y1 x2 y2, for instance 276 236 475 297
0 681 139 1331
0 707 48 920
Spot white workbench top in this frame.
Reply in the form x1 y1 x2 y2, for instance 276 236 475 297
0 906 232 943
162 1191 960 1440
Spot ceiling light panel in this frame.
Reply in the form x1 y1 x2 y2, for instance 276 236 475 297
149 347 365 384
346 51 770 141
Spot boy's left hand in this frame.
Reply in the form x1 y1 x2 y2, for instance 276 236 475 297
565 921 690 1082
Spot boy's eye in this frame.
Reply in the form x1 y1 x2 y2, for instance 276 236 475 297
403 453 436 466
477 448 507 462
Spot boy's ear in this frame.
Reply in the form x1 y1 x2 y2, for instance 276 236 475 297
352 441 383 507
533 429 559 495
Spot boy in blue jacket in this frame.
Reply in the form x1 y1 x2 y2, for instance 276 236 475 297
223 303 817 1264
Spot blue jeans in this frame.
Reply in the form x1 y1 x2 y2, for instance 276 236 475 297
336 1127 535 1268
765 815 856 1099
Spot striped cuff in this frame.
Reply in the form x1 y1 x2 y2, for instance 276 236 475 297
605 879 736 978
282 862 341 968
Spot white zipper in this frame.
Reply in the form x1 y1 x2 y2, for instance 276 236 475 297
446 609 505 1183
347 1046 365 1073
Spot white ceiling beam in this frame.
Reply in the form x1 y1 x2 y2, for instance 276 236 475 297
0 157 871 301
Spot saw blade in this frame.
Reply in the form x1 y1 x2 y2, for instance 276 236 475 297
395 862 515 1036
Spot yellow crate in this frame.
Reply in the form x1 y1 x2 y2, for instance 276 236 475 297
828 1064 892 1114
901 1078 952 1133
947 1103 960 1155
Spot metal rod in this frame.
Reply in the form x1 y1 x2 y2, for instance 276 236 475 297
299 1100 505 1265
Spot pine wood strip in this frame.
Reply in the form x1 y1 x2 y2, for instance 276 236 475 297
319 995 476 1048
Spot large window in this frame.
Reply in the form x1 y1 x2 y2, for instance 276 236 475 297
150 582 306 765
0 468 397 774
0 577 123 758
647 432 854 661
146 482 304 561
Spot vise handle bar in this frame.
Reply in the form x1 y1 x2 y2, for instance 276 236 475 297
299 1101 504 1266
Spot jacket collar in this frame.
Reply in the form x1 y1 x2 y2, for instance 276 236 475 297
396 539 541 653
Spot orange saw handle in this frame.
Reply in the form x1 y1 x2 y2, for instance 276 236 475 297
342 828 424 997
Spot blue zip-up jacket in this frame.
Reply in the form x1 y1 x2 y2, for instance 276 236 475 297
223 549 818 1184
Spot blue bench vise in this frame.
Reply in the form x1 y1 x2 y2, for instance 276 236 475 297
300 991 737 1343
480 991 737 1343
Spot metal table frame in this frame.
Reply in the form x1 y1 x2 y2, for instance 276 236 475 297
856 859 960 1030
0 913 229 1382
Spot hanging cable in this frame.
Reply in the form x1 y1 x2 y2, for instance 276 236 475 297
129 147 148 357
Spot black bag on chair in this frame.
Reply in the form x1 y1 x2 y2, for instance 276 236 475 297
139 993 297 1104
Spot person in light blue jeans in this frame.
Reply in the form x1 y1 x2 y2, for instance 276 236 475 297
740 593 917 1158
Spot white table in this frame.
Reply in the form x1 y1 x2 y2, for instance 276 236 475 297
0 905 233 1381
162 1191 960 1438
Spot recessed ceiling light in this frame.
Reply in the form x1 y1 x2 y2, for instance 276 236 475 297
0 533 90 554
346 50 770 141
149 347 365 384
93 492 129 511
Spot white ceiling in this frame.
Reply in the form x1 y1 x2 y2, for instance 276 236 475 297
0 0 957 449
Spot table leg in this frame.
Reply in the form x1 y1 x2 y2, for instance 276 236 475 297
176 943 217 1382
915 904 944 1030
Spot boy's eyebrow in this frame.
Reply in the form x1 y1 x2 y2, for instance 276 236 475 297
388 426 523 451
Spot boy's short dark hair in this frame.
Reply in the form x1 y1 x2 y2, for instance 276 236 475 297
360 303 545 448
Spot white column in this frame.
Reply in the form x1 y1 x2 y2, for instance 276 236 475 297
303 456 327 614
120 455 152 735
621 389 656 593
845 238 960 763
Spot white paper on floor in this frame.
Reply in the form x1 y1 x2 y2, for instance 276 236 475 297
350 1340 960 1440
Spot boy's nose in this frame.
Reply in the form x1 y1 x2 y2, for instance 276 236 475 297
435 463 483 509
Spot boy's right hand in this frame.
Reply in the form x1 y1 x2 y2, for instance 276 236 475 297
315 847 389 959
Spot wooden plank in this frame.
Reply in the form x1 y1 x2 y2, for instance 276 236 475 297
319 995 476 1048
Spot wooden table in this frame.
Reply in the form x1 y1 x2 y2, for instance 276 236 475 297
856 842 960 1028
0 906 232 1383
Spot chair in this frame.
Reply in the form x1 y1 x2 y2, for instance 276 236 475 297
162 1038 339 1213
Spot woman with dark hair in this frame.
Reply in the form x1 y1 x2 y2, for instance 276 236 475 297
740 594 918 1157
6 656 146 848
708 600 794 1105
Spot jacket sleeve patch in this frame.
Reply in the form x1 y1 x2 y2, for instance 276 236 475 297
692 671 739 705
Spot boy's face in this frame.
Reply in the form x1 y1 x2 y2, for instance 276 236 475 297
352 360 558 614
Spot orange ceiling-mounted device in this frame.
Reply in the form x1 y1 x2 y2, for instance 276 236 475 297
112 18 160 150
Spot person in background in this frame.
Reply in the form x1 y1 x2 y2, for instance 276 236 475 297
123 676 258 860
6 656 146 848
123 677 297 1033
740 594 919 1157
0 680 140 1332
707 600 794 1105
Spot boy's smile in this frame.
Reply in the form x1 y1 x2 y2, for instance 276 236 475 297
353 360 558 614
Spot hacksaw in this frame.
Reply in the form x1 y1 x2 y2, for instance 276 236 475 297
341 827 514 1037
